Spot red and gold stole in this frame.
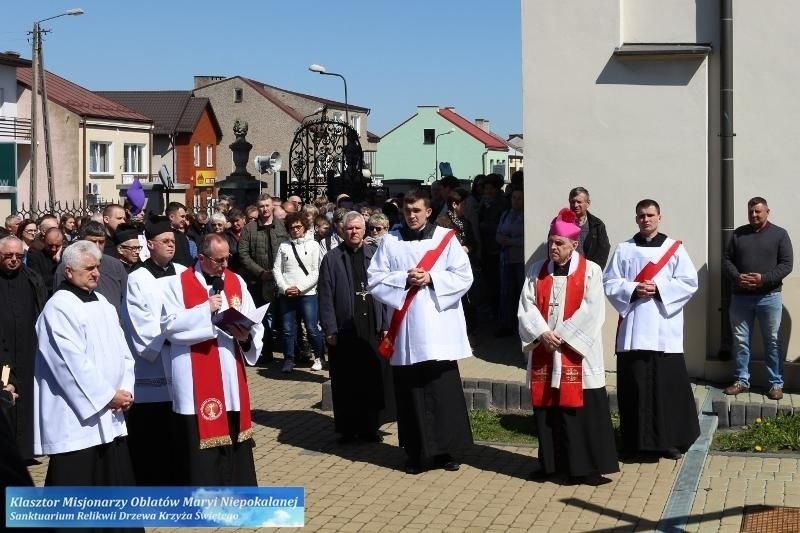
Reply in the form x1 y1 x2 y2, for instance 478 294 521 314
180 268 253 449
530 255 586 408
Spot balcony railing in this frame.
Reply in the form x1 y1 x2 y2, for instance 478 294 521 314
0 116 32 140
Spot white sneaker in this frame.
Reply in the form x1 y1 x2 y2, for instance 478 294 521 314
282 359 294 373
311 358 322 371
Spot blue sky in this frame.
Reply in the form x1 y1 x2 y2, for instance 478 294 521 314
2 0 522 138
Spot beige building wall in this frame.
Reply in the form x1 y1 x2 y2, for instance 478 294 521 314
83 122 151 204
522 0 713 378
194 79 301 188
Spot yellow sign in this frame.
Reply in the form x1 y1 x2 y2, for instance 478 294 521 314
195 171 217 187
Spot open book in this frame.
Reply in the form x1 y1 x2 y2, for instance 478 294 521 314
212 303 269 330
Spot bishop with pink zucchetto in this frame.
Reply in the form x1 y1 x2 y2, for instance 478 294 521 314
517 207 619 485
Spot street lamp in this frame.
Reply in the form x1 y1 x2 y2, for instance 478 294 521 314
435 128 455 180
308 63 349 127
30 7 84 208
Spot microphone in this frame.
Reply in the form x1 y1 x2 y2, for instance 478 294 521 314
210 277 224 315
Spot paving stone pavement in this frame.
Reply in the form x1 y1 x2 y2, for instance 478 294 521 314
24 334 800 532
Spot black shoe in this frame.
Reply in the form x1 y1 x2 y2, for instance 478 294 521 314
337 434 356 445
433 454 460 471
529 469 552 481
568 475 613 486
404 461 423 475
360 432 383 443
662 448 683 460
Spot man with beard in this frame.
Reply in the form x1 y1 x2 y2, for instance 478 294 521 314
0 236 46 463
318 211 393 444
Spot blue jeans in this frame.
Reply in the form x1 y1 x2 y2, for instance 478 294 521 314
279 294 324 360
730 292 784 388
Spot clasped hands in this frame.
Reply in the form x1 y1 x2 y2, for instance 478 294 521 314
540 330 563 353
738 272 763 290
635 280 658 299
108 389 133 413
407 267 431 288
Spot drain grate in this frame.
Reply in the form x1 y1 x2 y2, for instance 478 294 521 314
741 505 800 533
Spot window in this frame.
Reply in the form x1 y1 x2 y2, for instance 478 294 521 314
89 141 112 174
206 144 213 167
332 111 344 123
193 144 201 167
234 88 243 103
123 144 145 173
350 115 361 134
423 129 435 144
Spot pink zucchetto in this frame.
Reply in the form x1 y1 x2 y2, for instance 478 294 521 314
549 208 581 240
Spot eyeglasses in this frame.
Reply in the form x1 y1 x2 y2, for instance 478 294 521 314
203 254 230 264
1 253 24 260
23 229 36 235
119 245 143 251
369 226 385 232
152 239 175 246
289 225 305 231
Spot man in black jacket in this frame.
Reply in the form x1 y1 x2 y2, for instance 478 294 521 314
569 187 611 268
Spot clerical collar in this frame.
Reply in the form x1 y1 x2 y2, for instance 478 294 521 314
400 222 436 241
553 260 571 276
142 258 176 279
633 232 667 247
56 280 98 302
202 272 223 286
345 244 364 255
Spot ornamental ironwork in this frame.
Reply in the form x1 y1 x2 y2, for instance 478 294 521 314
288 113 369 204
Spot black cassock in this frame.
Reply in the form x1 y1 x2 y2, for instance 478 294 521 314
0 266 45 461
319 244 395 439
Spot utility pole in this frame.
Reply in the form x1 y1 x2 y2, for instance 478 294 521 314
29 23 39 209
38 28 56 207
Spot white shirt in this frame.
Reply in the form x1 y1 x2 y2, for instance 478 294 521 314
367 225 473 366
603 237 698 353
273 233 323 296
122 262 186 403
160 264 264 414
518 252 606 389
34 289 135 455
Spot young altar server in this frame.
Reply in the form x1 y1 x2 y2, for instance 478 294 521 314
34 240 137 487
367 190 474 475
518 208 619 485
160 233 264 485
603 199 700 460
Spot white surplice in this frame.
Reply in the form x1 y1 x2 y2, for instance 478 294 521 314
367 225 473 365
517 252 606 389
159 264 264 414
121 263 186 403
33 289 135 455
603 237 698 353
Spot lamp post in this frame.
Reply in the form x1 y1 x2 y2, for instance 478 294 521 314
29 8 84 208
308 64 348 126
435 128 455 181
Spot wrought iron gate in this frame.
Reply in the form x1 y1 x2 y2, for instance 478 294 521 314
288 114 369 204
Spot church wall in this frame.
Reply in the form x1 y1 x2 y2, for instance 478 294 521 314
521 0 712 376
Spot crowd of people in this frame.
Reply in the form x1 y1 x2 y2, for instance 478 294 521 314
0 171 793 497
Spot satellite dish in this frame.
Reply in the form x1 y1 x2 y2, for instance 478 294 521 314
269 151 282 172
158 164 174 188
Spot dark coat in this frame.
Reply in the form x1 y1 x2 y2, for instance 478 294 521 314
583 212 611 269
318 244 389 336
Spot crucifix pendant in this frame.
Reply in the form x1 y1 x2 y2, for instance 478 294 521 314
549 301 560 317
355 282 370 302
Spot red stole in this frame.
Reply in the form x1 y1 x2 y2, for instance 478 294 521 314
530 255 586 408
180 268 253 449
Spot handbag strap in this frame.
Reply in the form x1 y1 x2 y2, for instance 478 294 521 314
290 242 309 276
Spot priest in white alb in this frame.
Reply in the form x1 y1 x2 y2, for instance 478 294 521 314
368 190 474 475
34 240 137 488
518 208 619 485
603 199 700 460
160 233 264 485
